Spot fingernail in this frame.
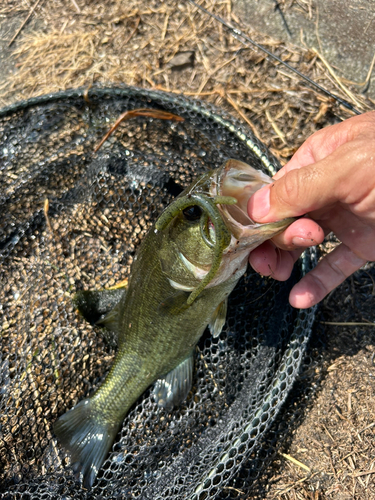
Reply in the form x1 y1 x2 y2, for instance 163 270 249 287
248 185 271 221
292 236 314 247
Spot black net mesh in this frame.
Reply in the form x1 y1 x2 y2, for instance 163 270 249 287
0 86 316 499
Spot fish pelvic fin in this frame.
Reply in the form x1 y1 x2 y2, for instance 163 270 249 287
152 354 194 410
54 398 120 489
208 298 228 338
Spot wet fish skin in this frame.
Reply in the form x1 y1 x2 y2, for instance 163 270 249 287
54 226 239 488
54 159 295 488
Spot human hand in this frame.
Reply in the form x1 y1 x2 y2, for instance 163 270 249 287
248 111 375 309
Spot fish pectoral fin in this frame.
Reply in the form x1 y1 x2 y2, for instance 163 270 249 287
152 354 194 410
208 298 228 338
158 290 190 314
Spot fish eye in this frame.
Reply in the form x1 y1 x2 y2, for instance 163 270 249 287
182 205 202 221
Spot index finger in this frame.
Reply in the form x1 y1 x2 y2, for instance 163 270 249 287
273 115 361 180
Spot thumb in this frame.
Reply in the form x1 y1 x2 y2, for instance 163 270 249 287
247 139 368 222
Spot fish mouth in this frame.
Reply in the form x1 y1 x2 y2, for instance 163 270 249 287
213 159 295 248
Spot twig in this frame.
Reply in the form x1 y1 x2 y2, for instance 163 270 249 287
314 5 322 54
44 198 52 233
224 92 263 142
359 422 375 434
70 0 81 14
351 469 375 478
161 13 169 41
347 391 352 414
361 50 375 93
194 54 238 95
326 447 338 480
311 48 363 110
265 109 287 144
8 0 44 47
338 451 356 462
223 486 245 495
94 108 184 152
322 423 335 443
364 17 374 34
124 16 141 45
280 453 311 472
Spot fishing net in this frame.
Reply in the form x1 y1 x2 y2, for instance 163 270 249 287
0 86 316 499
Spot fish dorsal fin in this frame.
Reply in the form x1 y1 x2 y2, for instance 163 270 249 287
152 354 194 410
73 287 126 346
208 298 228 338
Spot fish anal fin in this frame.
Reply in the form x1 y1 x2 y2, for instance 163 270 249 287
153 354 194 410
209 298 227 338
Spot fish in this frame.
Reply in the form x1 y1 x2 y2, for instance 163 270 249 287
53 158 295 488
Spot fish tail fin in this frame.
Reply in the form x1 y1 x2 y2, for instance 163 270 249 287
54 398 120 488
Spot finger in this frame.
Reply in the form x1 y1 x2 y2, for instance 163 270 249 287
273 110 375 180
248 138 375 222
273 124 349 179
311 205 375 261
288 242 367 309
248 112 375 223
249 240 302 281
270 218 325 251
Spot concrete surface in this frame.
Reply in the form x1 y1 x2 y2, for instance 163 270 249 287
233 0 375 98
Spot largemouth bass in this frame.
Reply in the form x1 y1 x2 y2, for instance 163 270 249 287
54 159 295 488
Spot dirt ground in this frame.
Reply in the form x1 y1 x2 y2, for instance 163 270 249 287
1 0 375 498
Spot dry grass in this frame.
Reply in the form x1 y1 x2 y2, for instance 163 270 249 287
1 0 373 162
